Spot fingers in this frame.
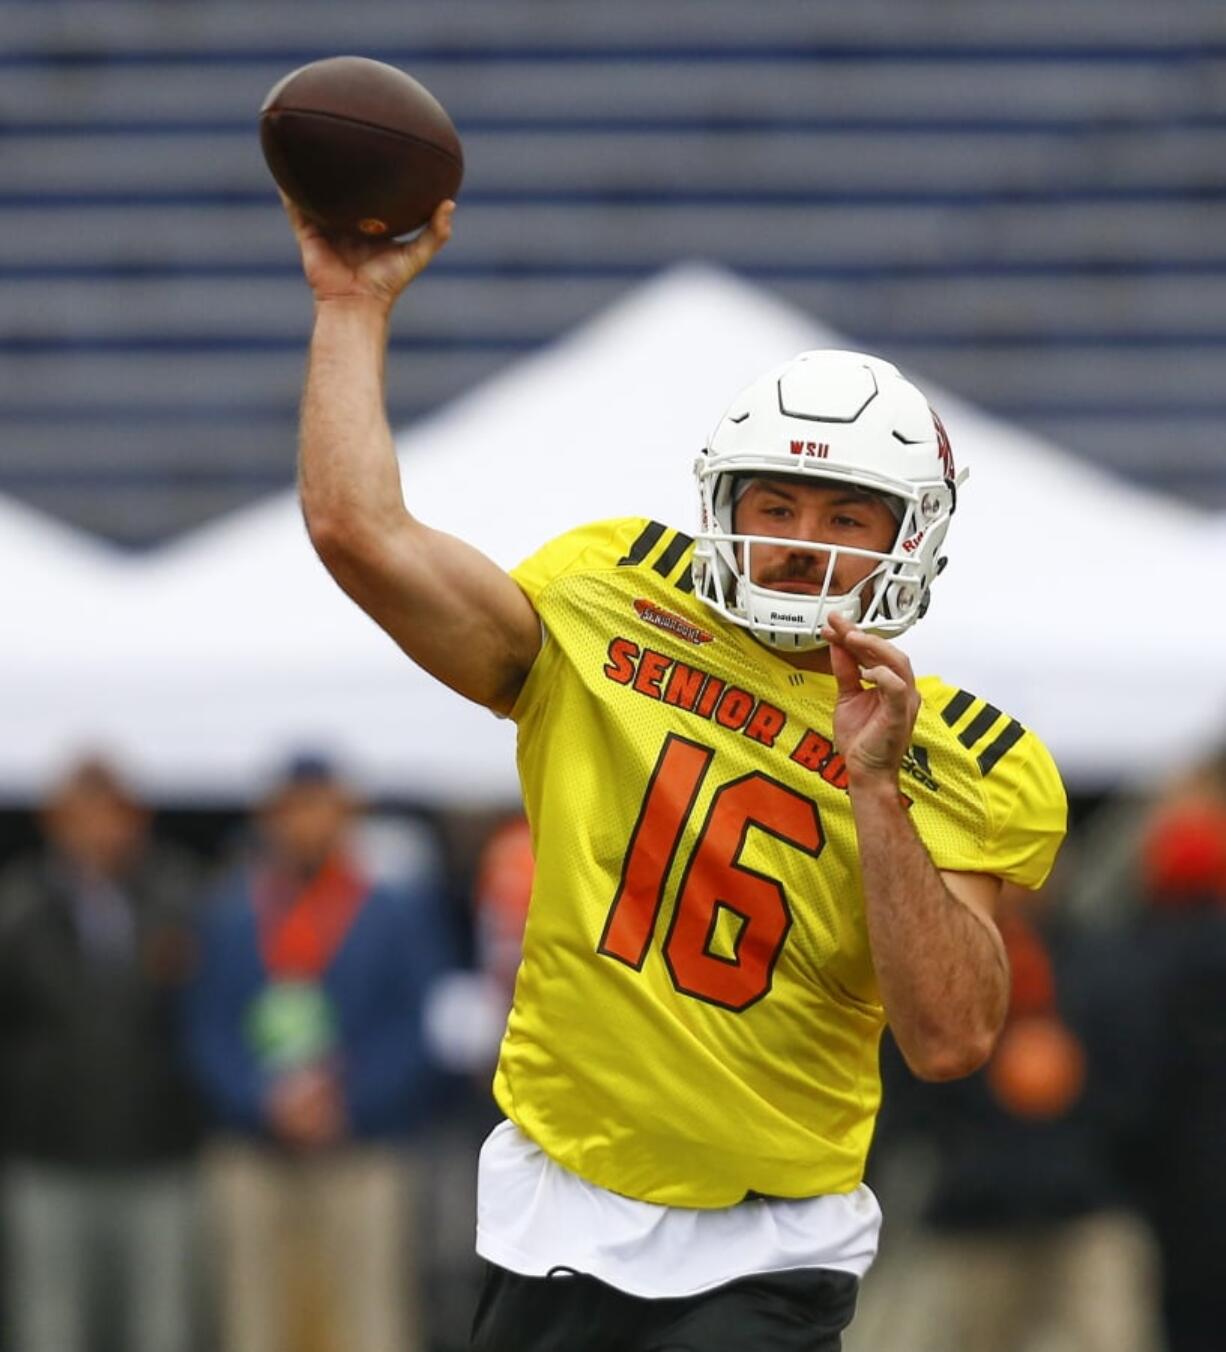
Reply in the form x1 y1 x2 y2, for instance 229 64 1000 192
276 190 455 274
857 664 911 700
430 198 456 242
823 612 915 686
401 198 455 278
277 189 316 240
827 629 865 698
823 613 919 730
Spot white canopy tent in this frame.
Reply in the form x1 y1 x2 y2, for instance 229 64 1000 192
6 264 1224 801
3 495 136 791
0 492 128 642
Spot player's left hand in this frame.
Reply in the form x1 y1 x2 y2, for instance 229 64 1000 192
822 612 920 783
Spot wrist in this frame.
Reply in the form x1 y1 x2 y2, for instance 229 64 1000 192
846 767 904 806
313 293 394 323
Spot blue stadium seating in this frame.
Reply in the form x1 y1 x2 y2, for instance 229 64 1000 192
3 1 1224 543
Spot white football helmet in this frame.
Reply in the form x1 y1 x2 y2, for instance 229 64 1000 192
692 350 965 651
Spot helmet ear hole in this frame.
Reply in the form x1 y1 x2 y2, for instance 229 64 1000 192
883 579 920 622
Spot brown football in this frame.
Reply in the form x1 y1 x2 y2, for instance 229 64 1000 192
259 56 463 238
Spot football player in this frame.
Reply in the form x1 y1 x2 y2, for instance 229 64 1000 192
285 197 1066 1352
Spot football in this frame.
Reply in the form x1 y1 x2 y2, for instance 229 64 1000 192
259 56 463 238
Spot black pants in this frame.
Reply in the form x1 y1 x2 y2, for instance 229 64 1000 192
471 1262 860 1352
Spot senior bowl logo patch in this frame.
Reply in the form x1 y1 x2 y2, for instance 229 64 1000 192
633 599 713 645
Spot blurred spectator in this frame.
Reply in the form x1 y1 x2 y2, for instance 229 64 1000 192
1129 753 1226 1352
417 812 534 1351
848 884 1162 1352
1139 755 1226 905
424 813 533 1075
183 754 451 1352
473 813 533 1000
0 756 205 1352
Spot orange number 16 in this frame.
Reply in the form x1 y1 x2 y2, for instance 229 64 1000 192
598 734 824 1011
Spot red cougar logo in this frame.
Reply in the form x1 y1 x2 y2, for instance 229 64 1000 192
931 407 956 482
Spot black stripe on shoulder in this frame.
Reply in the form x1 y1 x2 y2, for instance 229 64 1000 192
653 530 694 579
940 689 975 726
674 568 696 594
977 719 1026 776
958 703 1003 749
618 520 666 567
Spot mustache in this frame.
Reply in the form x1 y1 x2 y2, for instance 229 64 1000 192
755 556 871 599
757 556 831 585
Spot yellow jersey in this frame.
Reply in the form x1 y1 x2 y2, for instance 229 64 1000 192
495 517 1066 1208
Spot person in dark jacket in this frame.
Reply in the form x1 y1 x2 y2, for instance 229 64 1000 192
1129 760 1226 1352
184 754 451 1352
0 756 205 1352
846 884 1163 1352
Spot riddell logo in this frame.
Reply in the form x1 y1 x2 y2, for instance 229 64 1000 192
633 599 713 645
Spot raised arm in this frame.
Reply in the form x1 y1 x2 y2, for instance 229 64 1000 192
287 198 541 715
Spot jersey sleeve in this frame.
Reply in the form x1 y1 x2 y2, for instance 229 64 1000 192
913 682 1068 890
508 518 659 727
977 730 1068 889
923 726 1067 890
510 517 652 607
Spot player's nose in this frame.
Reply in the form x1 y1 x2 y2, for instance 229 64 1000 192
785 541 830 574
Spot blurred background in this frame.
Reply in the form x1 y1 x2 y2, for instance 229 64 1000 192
2 2 1225 1350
